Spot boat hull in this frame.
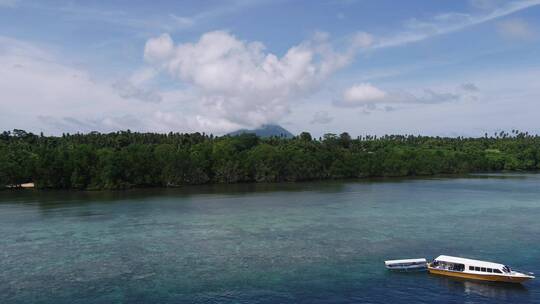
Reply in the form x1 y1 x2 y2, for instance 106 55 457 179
428 267 531 283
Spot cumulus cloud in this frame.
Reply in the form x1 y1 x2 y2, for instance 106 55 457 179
497 19 535 40
339 83 388 107
144 33 174 62
145 30 370 128
310 111 333 124
0 31 372 135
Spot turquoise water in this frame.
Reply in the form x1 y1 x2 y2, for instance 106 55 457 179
1 174 540 303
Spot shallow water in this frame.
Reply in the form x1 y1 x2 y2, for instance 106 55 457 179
1 174 539 303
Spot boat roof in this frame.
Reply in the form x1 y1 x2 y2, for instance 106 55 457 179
385 258 426 265
434 255 505 269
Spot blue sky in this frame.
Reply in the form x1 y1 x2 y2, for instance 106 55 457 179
1 0 540 136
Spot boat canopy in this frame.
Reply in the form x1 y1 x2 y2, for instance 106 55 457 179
434 255 505 269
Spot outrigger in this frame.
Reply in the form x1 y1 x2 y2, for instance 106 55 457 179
384 258 427 271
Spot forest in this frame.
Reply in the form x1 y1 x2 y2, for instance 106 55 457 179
0 129 539 190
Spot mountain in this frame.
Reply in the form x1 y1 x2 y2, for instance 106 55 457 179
227 124 294 138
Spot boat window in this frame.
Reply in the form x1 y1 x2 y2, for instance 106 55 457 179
451 263 465 271
503 266 511 273
474 266 480 271
469 266 474 271
494 269 502 274
481 267 486 272
487 268 493 273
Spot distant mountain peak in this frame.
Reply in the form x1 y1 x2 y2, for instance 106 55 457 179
227 124 294 138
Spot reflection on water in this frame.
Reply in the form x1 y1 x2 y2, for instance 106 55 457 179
433 274 529 299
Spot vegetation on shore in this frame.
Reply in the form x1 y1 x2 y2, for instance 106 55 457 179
1 129 539 190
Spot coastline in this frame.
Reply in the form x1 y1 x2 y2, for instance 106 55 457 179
4 171 538 192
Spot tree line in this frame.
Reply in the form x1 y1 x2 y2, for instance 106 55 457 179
1 129 538 190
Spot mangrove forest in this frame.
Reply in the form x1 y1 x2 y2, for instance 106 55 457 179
1 129 539 190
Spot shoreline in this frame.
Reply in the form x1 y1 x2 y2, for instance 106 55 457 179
4 171 538 192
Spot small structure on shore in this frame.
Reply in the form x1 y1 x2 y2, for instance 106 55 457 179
5 182 35 189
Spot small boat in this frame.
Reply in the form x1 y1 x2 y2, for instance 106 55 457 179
428 255 535 283
385 258 427 271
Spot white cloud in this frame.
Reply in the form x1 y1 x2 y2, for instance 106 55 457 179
145 30 368 129
341 83 388 106
168 14 195 28
0 36 52 59
3 1 539 137
497 19 535 40
310 111 333 124
37 115 145 133
290 68 540 137
373 0 540 49
351 32 374 48
417 89 460 104
0 36 208 134
335 83 477 109
144 33 174 62
112 81 162 103
128 67 159 85
0 39 140 133
20 0 270 34
4 33 370 135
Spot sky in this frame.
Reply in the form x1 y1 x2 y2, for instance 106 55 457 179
1 0 540 137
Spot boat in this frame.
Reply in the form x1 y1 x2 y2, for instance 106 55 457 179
427 255 535 283
385 258 427 271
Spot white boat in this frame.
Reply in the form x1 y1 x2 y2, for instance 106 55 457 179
428 255 535 283
385 258 427 271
